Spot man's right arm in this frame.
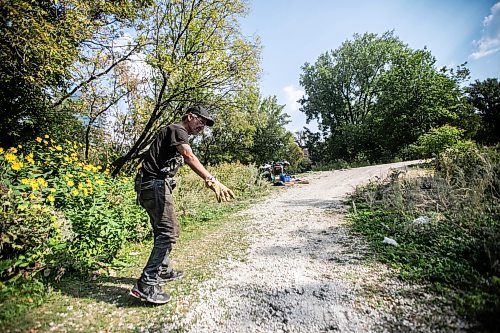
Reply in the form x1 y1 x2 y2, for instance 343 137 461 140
176 143 211 179
176 143 235 202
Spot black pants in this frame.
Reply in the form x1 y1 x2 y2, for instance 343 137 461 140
138 179 180 285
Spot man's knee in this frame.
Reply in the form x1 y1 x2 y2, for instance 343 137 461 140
154 233 175 248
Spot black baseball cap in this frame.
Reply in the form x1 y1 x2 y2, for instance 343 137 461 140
186 105 214 127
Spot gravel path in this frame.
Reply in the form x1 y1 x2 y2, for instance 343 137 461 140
161 161 473 333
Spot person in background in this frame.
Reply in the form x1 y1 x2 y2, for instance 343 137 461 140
130 105 235 304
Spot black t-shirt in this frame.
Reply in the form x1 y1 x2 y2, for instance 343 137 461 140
141 124 189 178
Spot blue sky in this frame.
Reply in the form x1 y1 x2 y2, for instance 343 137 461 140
240 0 500 132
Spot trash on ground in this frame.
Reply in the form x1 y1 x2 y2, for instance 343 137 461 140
410 215 430 226
382 237 398 246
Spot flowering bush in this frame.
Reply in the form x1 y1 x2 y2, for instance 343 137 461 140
0 136 148 281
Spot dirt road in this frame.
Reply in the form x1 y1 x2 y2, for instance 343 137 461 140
162 160 471 333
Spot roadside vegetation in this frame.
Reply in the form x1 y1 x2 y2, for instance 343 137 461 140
0 136 270 328
348 143 500 331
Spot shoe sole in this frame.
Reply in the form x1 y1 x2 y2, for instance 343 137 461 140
129 289 171 304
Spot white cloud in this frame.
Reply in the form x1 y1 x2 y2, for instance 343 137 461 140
471 2 500 59
283 85 304 113
281 84 318 133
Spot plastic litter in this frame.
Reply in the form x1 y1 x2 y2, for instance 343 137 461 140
411 215 430 226
383 237 398 246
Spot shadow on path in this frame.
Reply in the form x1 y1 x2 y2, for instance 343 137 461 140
52 276 164 308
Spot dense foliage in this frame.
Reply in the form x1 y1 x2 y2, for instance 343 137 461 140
195 94 304 170
466 78 500 145
0 0 150 148
299 31 481 164
1 0 303 174
349 144 500 330
0 137 148 280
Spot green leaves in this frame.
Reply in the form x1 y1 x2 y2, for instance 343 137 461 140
466 78 500 145
299 31 473 164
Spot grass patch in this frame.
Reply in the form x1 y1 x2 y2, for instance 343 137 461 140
0 194 263 332
0 162 271 331
348 145 500 332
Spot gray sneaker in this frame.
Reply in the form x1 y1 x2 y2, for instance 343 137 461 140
158 270 184 285
129 281 170 304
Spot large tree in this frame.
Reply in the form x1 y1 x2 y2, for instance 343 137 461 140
250 96 303 168
109 0 261 175
195 94 304 170
466 78 500 145
372 52 473 160
0 0 149 147
299 31 472 163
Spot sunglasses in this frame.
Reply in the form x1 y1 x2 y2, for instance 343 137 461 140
192 114 207 126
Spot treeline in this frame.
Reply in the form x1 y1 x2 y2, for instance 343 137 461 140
298 31 499 165
0 0 303 174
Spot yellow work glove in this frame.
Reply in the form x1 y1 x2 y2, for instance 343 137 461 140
205 177 235 202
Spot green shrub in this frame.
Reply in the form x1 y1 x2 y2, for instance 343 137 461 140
173 161 270 228
0 137 149 280
406 125 467 158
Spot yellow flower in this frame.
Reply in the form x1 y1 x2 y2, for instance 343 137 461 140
29 193 37 200
71 189 79 196
66 180 74 187
78 182 83 190
49 188 56 193
64 156 71 162
30 182 39 191
43 140 48 145
26 153 35 164
0 147 4 154
47 195 55 203
11 161 23 171
55 145 62 151
44 134 49 139
5 152 15 162
36 178 48 187
9 147 17 153
104 169 110 175
95 179 105 185
17 145 22 149
36 137 42 143
97 165 102 170
83 188 88 196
